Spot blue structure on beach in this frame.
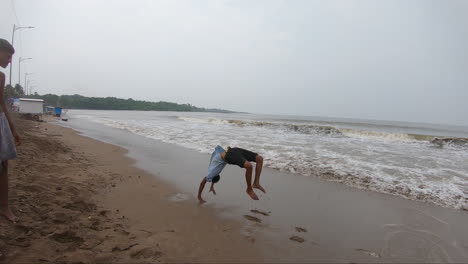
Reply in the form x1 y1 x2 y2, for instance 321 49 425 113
54 107 62 117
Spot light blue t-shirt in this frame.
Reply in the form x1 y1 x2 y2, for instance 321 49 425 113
206 145 227 182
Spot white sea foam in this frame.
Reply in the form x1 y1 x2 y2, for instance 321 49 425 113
70 111 468 209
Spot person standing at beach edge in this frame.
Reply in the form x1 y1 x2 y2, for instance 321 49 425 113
198 145 265 204
0 39 21 223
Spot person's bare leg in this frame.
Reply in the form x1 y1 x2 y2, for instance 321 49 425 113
252 155 266 193
0 161 17 222
244 161 258 200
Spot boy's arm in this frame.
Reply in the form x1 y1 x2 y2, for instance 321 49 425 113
0 73 20 146
198 177 207 204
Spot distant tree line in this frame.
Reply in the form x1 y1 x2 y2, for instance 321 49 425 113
3 86 232 113
4 84 25 99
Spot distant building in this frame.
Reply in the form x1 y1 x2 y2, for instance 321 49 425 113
18 98 44 114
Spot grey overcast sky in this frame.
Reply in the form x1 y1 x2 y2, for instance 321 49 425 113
1 0 467 126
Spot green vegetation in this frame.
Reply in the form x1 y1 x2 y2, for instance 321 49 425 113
36 94 233 112
3 85 232 112
4 84 25 99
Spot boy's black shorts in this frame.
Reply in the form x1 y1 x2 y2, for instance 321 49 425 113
224 147 258 168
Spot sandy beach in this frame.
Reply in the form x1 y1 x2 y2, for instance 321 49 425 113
1 115 468 263
0 116 261 263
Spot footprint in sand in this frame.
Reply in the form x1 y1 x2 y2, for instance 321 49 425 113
250 209 270 216
295 227 308 232
289 236 305 243
243 215 262 223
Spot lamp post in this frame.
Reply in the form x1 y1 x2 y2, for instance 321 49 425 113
18 57 32 87
24 73 33 96
26 80 36 95
26 80 37 95
9 24 35 86
28 85 37 96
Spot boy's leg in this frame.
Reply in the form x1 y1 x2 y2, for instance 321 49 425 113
0 161 17 222
243 161 259 200
252 155 266 193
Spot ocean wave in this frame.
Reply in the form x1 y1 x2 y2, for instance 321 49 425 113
303 167 467 210
178 116 468 143
73 111 468 210
430 137 468 148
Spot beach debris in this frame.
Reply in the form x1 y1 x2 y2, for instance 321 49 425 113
250 209 270 216
355 249 381 258
295 227 308 233
289 236 305 243
243 215 262 223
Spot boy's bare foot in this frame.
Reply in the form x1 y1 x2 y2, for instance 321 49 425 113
1 207 18 223
246 188 259 200
252 184 266 193
198 197 207 204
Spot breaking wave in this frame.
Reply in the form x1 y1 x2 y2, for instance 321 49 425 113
178 116 467 144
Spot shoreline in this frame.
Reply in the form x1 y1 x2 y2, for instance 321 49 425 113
2 116 468 263
0 117 263 263
60 113 468 263
65 109 468 211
